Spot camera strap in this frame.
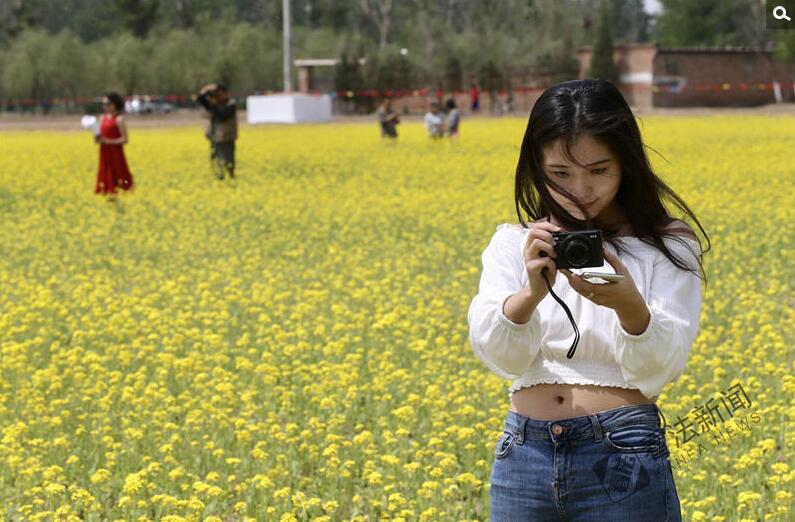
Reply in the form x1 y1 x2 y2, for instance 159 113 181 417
541 267 580 358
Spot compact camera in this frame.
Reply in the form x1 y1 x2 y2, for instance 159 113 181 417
540 229 604 269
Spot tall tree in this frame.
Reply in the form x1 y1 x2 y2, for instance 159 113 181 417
359 0 392 50
589 0 619 84
773 29 795 64
657 0 770 47
608 0 651 44
115 0 160 38
1 28 51 100
101 32 151 94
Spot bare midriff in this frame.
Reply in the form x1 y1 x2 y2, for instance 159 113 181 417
510 383 655 421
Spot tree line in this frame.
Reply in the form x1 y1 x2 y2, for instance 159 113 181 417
0 0 791 109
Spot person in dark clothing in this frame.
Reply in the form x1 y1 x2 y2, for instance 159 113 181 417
197 83 238 180
376 99 400 139
445 98 460 138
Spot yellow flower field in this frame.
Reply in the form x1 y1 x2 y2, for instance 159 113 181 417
0 115 793 521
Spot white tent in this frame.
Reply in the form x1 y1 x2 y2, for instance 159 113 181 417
246 93 332 124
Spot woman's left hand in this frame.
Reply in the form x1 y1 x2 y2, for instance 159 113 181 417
560 248 646 313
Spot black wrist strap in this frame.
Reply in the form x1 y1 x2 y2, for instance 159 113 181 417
541 267 580 359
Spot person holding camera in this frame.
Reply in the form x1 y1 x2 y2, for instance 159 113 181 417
197 83 237 180
376 98 400 140
468 79 710 520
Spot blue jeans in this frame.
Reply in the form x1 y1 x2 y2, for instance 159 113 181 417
489 403 681 521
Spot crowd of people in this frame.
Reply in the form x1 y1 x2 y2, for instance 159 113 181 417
377 97 463 141
93 86 467 203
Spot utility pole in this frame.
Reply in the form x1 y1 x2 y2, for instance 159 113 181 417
283 0 292 92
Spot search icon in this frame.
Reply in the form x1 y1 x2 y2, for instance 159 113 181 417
774 5 792 20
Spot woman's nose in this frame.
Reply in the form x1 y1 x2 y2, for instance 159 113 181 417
572 183 592 202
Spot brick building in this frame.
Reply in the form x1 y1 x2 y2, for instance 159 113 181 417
296 42 794 114
576 42 795 108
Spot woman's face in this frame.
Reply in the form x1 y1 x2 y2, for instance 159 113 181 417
102 98 115 114
541 134 622 221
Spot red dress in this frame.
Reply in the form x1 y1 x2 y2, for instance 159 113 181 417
95 114 134 194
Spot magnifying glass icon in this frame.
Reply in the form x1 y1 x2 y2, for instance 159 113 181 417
774 5 792 21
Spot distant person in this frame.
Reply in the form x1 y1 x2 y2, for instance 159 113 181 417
95 92 134 199
197 83 238 180
489 87 499 115
504 91 515 113
424 101 445 139
446 98 460 138
377 99 400 139
470 81 480 113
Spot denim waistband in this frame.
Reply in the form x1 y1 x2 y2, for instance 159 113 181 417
503 403 666 444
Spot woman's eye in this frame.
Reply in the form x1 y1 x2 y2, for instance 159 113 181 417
553 171 568 177
592 168 607 174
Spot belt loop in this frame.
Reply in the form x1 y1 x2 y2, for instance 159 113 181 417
589 414 603 443
656 404 668 433
517 416 527 444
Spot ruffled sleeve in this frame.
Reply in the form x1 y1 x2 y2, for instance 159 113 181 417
467 224 542 380
613 235 703 399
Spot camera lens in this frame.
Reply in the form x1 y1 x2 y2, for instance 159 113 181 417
564 239 590 268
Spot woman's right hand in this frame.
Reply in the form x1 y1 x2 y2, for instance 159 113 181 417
522 220 563 301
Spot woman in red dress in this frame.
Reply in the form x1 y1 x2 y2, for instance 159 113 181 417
95 92 134 198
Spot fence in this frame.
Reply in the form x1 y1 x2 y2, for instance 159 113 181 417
1 81 793 116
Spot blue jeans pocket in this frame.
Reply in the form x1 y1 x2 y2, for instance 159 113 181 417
494 429 520 460
603 422 663 455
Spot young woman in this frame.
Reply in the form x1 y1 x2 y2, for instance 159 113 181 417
95 92 134 198
468 79 710 520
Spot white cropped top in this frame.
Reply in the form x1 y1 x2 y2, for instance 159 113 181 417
467 223 703 400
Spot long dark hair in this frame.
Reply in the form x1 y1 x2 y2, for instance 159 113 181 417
104 92 124 113
515 78 710 285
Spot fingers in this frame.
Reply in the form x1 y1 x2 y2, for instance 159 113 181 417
603 248 628 275
523 222 561 260
534 220 562 231
528 229 555 250
563 271 598 297
545 257 557 281
526 257 558 286
527 237 556 260
526 257 557 280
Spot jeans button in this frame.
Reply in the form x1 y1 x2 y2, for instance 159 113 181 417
552 424 563 435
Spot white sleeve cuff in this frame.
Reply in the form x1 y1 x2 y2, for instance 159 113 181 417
615 306 655 341
496 292 539 331
468 290 542 380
